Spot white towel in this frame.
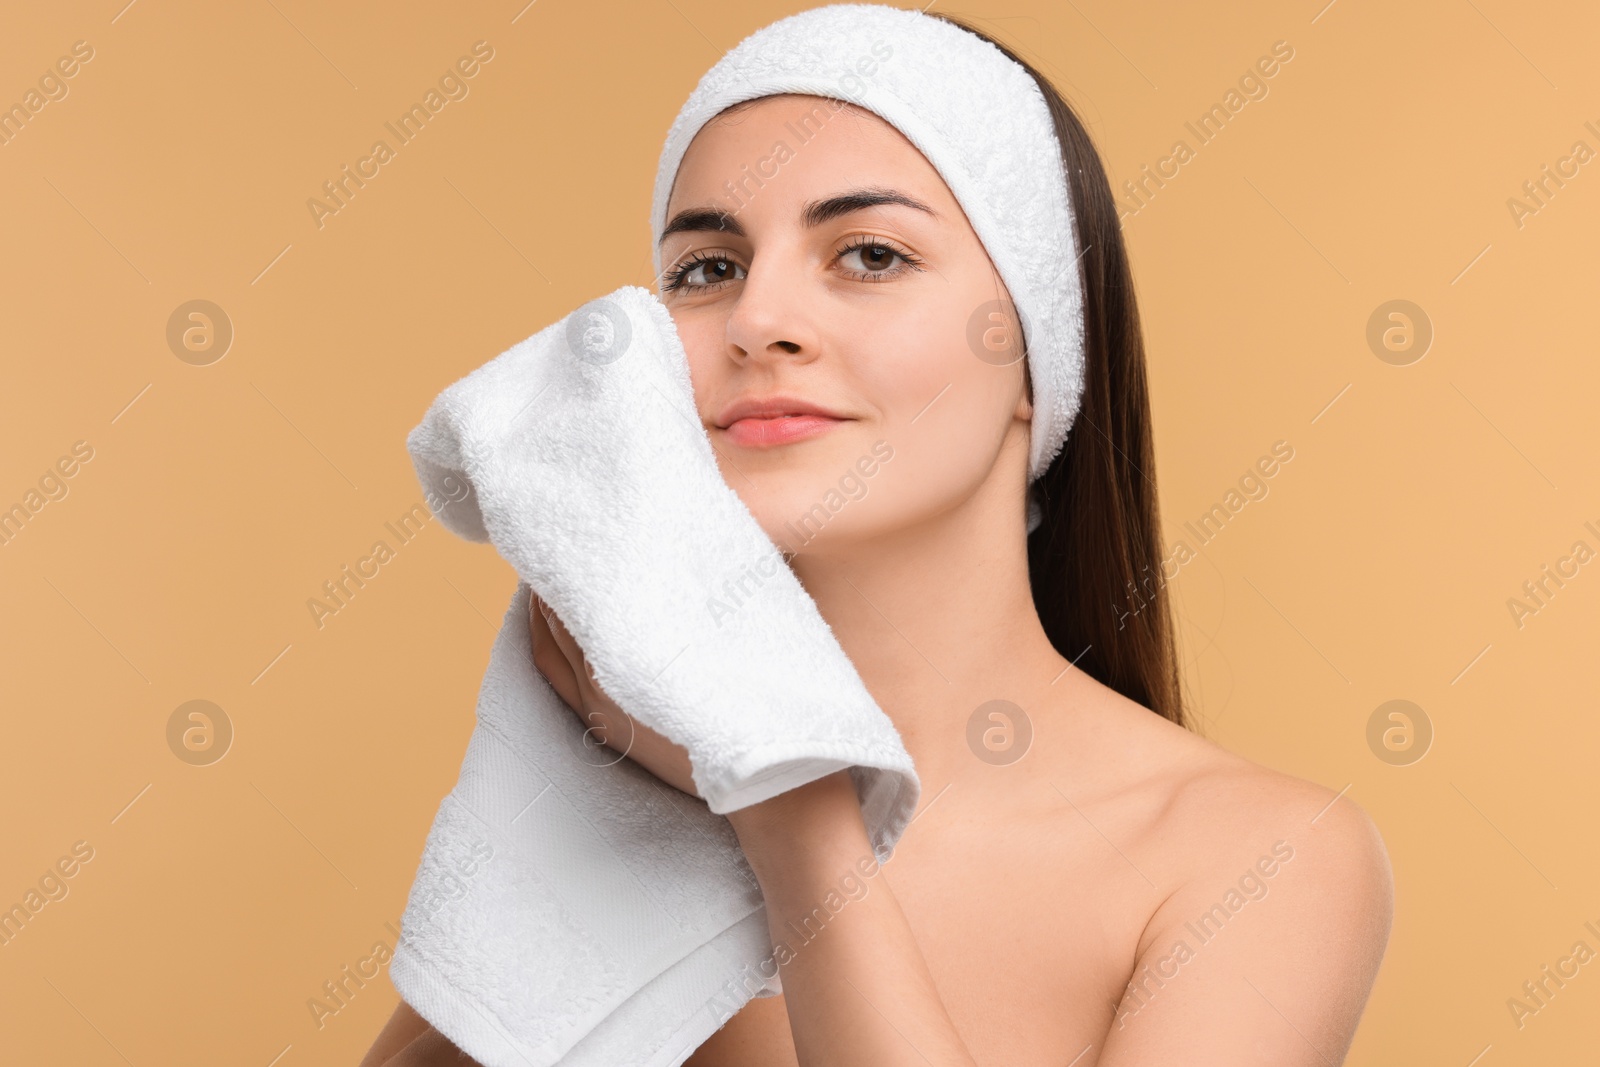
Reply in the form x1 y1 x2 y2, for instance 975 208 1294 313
391 283 921 1066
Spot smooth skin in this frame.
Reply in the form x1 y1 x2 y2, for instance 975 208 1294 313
364 94 1393 1066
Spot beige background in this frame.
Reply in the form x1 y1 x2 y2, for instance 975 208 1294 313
1 0 1596 1063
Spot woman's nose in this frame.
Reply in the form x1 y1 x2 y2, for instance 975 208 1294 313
723 257 817 365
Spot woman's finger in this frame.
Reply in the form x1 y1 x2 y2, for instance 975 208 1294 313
540 599 604 693
535 597 634 755
528 593 583 713
537 597 592 702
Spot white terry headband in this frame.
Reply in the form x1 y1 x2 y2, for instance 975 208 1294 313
649 2 1086 484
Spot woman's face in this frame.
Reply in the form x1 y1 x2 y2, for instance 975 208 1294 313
658 93 1032 555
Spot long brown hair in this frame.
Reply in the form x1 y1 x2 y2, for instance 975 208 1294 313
930 12 1188 729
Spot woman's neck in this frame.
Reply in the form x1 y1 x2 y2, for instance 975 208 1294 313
787 477 1069 791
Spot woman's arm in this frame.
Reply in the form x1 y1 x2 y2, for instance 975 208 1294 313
358 999 429 1065
358 999 484 1066
1093 787 1394 1065
726 773 982 1067
529 591 977 1063
726 773 1393 1067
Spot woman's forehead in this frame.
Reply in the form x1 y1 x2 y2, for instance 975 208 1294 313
668 96 953 214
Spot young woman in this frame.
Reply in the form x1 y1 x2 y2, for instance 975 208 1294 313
364 11 1392 1066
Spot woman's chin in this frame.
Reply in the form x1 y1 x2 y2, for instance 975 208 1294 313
721 467 882 554
732 495 824 555
738 503 805 554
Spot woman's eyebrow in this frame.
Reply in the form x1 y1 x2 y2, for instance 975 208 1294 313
659 207 743 244
658 188 939 246
803 188 940 228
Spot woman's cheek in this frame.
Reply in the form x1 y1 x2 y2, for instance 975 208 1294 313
672 313 709 382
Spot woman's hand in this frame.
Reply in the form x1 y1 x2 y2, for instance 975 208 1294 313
528 591 977 1066
527 591 701 799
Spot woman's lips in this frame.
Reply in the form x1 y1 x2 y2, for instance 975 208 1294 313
723 414 845 448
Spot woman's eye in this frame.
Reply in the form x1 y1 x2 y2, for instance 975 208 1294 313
664 242 921 292
668 256 745 291
838 241 920 280
838 243 902 273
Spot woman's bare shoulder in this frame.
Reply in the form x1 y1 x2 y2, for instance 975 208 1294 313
1061 672 1394 963
1049 675 1388 908
1048 678 1396 1058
